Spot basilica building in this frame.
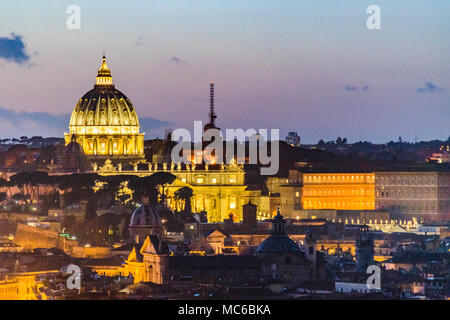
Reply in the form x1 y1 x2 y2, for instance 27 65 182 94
64 55 145 162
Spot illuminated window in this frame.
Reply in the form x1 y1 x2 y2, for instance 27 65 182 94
197 177 204 184
229 197 236 209
229 175 237 183
181 178 186 183
295 191 300 197
212 178 217 184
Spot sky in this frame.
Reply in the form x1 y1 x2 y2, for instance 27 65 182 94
0 0 448 143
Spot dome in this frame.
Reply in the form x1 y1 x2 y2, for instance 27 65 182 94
68 55 140 132
64 55 145 160
61 135 85 171
255 208 300 254
129 205 162 227
64 135 84 154
255 235 300 254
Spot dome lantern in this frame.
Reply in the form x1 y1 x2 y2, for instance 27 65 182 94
96 55 113 86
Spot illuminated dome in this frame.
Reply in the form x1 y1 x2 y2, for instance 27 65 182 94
65 55 144 161
130 205 162 227
129 205 167 244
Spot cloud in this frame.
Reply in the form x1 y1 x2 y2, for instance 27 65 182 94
0 107 173 139
0 33 31 65
417 82 444 93
345 84 369 92
168 56 187 64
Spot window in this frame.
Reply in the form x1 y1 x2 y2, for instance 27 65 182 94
212 178 217 184
196 177 204 184
229 197 236 209
229 175 237 183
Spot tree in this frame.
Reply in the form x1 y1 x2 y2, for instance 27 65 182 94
95 175 138 206
174 186 193 214
150 172 176 205
58 173 100 205
9 171 51 200
85 197 98 222
128 172 176 205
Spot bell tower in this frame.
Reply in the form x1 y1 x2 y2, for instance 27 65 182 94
305 227 317 265
356 224 375 273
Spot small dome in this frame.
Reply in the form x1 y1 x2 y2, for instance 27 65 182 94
255 207 300 254
129 205 163 227
255 235 300 254
64 135 84 154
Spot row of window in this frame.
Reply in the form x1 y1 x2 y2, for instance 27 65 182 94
181 175 238 185
304 174 374 184
377 188 436 198
303 188 373 197
303 200 375 209
376 175 436 185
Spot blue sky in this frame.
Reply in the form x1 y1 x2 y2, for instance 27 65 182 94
0 0 448 142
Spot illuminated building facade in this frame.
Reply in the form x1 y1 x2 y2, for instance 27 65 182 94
301 173 376 210
64 56 144 162
375 171 450 221
95 160 247 223
0 273 50 300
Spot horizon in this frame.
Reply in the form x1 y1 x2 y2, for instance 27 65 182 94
0 0 448 143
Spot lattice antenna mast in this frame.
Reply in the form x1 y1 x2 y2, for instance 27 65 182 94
209 80 217 126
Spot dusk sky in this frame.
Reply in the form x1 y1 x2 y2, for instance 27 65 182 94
0 0 448 143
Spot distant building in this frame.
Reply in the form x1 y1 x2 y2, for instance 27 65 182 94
285 132 301 147
277 170 449 222
302 173 376 211
374 171 450 221
94 209 327 288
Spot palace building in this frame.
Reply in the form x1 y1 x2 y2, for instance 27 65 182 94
64 55 145 162
301 173 376 211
